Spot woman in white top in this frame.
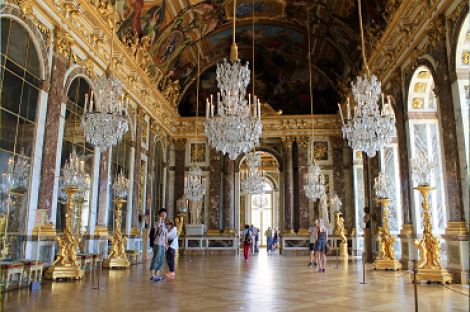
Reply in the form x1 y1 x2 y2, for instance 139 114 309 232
165 221 179 276
308 220 318 267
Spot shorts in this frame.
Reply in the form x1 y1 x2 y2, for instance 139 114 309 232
310 243 315 251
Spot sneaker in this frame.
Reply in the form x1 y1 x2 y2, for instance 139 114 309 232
153 277 161 282
308 263 312 268
159 276 166 281
165 272 175 276
150 277 156 281
315 263 318 266
318 269 322 272
322 269 326 272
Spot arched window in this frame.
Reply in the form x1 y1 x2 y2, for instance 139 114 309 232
407 66 447 234
57 77 95 234
108 131 133 231
0 18 41 259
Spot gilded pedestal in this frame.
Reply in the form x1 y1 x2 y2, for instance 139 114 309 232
334 212 348 257
103 199 130 269
45 188 84 280
410 186 452 284
374 198 402 271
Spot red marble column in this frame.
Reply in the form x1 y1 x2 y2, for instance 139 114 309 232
131 114 142 229
432 40 464 222
297 138 310 229
223 154 235 234
208 148 222 231
38 51 67 223
173 139 186 206
282 137 295 233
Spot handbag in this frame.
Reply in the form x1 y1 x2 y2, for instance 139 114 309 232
245 231 252 245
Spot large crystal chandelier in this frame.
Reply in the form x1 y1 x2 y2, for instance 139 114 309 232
241 152 264 195
184 27 206 203
330 193 342 212
374 171 392 199
339 0 396 158
113 171 130 199
303 5 325 200
204 0 263 160
411 152 434 186
1 150 29 193
81 1 129 152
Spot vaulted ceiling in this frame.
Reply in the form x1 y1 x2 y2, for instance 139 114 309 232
115 0 385 116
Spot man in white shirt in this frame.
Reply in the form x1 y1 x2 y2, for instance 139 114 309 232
165 221 178 277
151 209 168 282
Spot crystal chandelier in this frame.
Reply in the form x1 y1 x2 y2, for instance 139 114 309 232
303 5 325 200
204 0 263 160
304 164 325 200
1 151 29 193
411 152 434 186
184 27 206 204
330 193 342 211
113 171 130 199
81 1 129 152
60 150 91 199
374 171 392 199
338 0 396 158
241 152 264 195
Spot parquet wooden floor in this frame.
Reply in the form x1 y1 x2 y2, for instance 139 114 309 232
2 251 469 312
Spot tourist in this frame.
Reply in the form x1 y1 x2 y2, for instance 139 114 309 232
250 225 256 256
150 209 168 282
273 228 279 250
243 225 253 261
265 227 273 255
315 218 328 272
308 220 318 267
255 228 260 252
165 221 178 277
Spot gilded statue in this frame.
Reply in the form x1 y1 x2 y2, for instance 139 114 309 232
414 239 427 268
163 80 181 109
53 236 67 266
338 216 347 243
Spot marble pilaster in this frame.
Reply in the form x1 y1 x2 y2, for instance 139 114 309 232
95 149 110 232
131 116 142 229
223 155 235 234
332 137 346 218
173 138 187 209
297 138 309 230
282 137 295 233
432 40 465 222
208 148 222 233
37 52 67 224
146 127 156 218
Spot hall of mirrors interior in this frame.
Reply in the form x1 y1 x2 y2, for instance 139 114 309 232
0 0 469 308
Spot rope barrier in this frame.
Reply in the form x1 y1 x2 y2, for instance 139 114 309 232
415 273 470 298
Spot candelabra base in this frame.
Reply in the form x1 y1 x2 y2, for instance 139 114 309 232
93 226 109 237
44 265 84 281
102 256 130 269
206 229 221 236
339 242 348 257
283 229 295 235
410 268 452 284
374 259 402 271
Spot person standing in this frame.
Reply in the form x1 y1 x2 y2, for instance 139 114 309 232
255 228 260 253
165 221 178 277
150 209 168 282
265 227 273 255
243 225 253 261
250 225 256 256
315 218 328 272
273 228 279 250
308 220 318 267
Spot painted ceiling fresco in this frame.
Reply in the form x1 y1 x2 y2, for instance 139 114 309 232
113 0 386 115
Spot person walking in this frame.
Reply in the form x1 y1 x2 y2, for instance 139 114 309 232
150 209 168 282
315 218 328 272
273 228 279 250
243 225 253 261
308 220 318 267
165 221 178 277
250 225 256 256
265 227 273 255
255 228 260 253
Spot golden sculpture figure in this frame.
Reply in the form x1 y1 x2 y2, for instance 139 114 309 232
334 212 348 257
103 199 130 269
410 185 452 284
45 188 85 280
374 198 402 270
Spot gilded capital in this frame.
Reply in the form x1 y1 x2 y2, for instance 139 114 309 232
53 26 75 58
150 120 159 134
281 137 294 149
296 137 309 148
137 109 147 124
173 138 187 150
426 14 446 49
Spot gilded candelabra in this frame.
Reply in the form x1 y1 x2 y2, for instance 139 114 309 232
374 198 402 270
334 212 348 257
410 185 452 284
103 199 130 269
45 188 84 280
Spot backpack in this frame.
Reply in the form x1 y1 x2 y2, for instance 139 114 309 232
244 231 252 245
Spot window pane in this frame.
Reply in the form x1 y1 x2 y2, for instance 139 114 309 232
0 109 18 152
16 118 35 157
5 58 25 78
1 69 23 114
26 37 40 78
1 19 10 55
7 21 29 67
